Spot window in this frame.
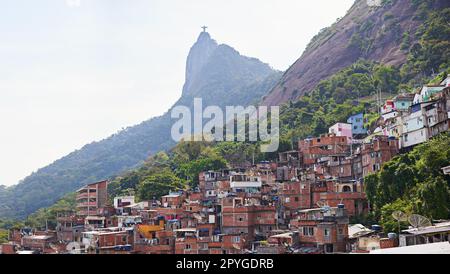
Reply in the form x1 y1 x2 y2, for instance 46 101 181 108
294 197 299 202
303 227 314 236
186 244 191 250
233 236 240 243
285 197 290 203
324 228 330 237
342 186 352 192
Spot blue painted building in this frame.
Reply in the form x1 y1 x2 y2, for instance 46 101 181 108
347 113 367 136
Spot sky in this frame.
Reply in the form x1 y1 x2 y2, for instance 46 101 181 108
0 0 355 187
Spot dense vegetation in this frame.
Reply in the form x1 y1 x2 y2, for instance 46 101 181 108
0 230 7 244
400 5 450 86
24 193 77 230
0 218 24 243
109 141 232 201
364 133 450 232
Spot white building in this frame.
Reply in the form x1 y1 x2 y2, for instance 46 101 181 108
229 174 262 190
402 104 429 148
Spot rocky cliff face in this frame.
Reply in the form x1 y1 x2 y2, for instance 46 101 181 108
262 0 449 106
183 32 219 95
180 32 277 102
0 32 281 219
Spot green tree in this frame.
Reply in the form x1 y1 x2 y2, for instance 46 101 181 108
364 173 379 211
137 169 185 201
415 177 450 220
178 153 228 188
0 229 8 244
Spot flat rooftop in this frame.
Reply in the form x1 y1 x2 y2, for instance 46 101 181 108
370 242 450 254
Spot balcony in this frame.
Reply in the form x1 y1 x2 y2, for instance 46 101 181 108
76 193 93 200
77 202 98 208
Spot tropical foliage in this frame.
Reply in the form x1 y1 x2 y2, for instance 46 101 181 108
364 133 450 232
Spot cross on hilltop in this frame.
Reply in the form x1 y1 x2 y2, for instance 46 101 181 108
201 26 208 32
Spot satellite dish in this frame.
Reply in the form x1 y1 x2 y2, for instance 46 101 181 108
408 214 432 229
392 211 408 222
66 241 81 254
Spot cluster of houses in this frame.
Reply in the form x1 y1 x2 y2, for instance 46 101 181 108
1 77 450 255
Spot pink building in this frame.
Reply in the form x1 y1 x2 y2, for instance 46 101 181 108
329 123 353 144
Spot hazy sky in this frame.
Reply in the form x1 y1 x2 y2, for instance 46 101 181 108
0 0 354 186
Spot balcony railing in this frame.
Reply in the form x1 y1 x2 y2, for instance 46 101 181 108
76 202 98 207
76 193 92 200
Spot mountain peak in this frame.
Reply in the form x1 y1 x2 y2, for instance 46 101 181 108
183 31 219 94
197 31 212 42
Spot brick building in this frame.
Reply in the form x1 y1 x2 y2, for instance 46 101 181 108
299 134 350 166
290 206 349 253
361 136 399 177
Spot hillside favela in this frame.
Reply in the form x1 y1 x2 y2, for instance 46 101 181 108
1 0 450 256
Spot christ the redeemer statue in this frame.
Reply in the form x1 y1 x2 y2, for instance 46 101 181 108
201 26 208 32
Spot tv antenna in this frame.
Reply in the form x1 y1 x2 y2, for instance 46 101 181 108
408 214 431 230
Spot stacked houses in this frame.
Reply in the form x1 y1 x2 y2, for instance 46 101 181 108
1 77 450 255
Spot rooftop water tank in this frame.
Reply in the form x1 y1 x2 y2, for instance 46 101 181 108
388 233 397 239
337 204 345 209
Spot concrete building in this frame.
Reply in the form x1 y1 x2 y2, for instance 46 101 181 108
329 123 353 143
399 221 450 247
76 180 108 216
347 113 367 136
393 93 415 112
